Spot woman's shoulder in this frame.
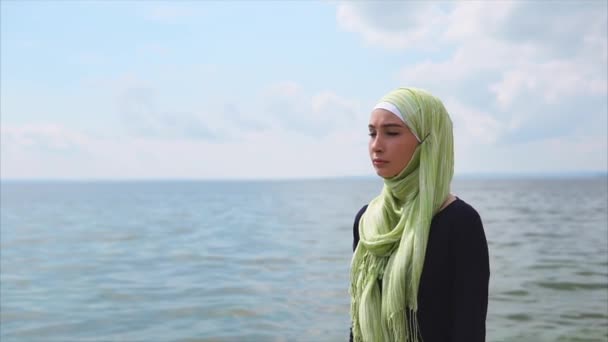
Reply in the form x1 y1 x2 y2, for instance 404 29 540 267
439 197 482 222
352 204 368 251
438 197 486 241
355 204 369 222
353 204 368 235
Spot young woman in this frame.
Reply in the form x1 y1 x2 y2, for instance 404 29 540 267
349 87 490 342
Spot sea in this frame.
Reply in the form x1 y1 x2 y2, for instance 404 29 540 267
1 176 607 342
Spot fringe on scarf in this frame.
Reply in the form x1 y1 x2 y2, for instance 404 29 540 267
350 250 423 342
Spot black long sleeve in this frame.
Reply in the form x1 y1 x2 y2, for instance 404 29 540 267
350 204 367 342
450 207 490 341
348 199 490 342
352 205 367 252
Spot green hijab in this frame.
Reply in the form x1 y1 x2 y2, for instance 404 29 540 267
350 87 454 342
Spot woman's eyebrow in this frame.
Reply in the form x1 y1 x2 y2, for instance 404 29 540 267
368 123 404 129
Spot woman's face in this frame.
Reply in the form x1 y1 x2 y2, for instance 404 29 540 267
368 108 419 178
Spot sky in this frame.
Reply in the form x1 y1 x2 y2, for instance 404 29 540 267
1 1 607 180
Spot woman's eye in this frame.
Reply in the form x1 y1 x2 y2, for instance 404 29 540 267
368 132 377 137
387 131 400 136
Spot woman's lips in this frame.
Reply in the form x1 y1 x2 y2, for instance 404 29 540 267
373 159 388 166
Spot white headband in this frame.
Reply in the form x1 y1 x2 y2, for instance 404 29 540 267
373 101 422 142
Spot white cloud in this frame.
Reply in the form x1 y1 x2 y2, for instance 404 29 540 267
0 122 371 179
259 82 364 136
457 132 608 174
311 91 363 124
336 2 446 50
2 2 605 179
263 81 302 98
80 72 229 142
490 60 607 109
1 123 90 152
143 4 202 23
444 98 504 146
1 80 371 179
443 1 516 42
335 1 607 174
5 118 602 180
117 86 224 141
337 0 607 103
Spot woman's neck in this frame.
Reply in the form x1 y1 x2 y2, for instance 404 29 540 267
438 193 457 212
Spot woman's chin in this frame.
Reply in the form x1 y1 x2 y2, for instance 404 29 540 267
375 168 395 179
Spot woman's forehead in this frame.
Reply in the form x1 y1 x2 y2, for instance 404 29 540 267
369 108 405 125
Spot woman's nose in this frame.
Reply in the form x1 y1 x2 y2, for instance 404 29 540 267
371 135 384 152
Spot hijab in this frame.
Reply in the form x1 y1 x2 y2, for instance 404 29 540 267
350 87 454 342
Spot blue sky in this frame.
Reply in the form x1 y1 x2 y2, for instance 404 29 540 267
1 1 607 180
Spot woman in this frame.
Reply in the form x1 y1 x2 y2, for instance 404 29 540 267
349 87 490 342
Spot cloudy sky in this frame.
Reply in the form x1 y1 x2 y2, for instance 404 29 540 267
1 1 606 180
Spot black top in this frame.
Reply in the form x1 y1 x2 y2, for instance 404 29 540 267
349 198 490 342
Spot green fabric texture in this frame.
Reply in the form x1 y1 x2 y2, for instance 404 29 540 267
350 87 454 342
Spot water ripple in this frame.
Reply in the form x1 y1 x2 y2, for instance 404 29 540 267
1 178 607 341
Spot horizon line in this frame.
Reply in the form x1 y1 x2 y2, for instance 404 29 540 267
1 171 607 183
